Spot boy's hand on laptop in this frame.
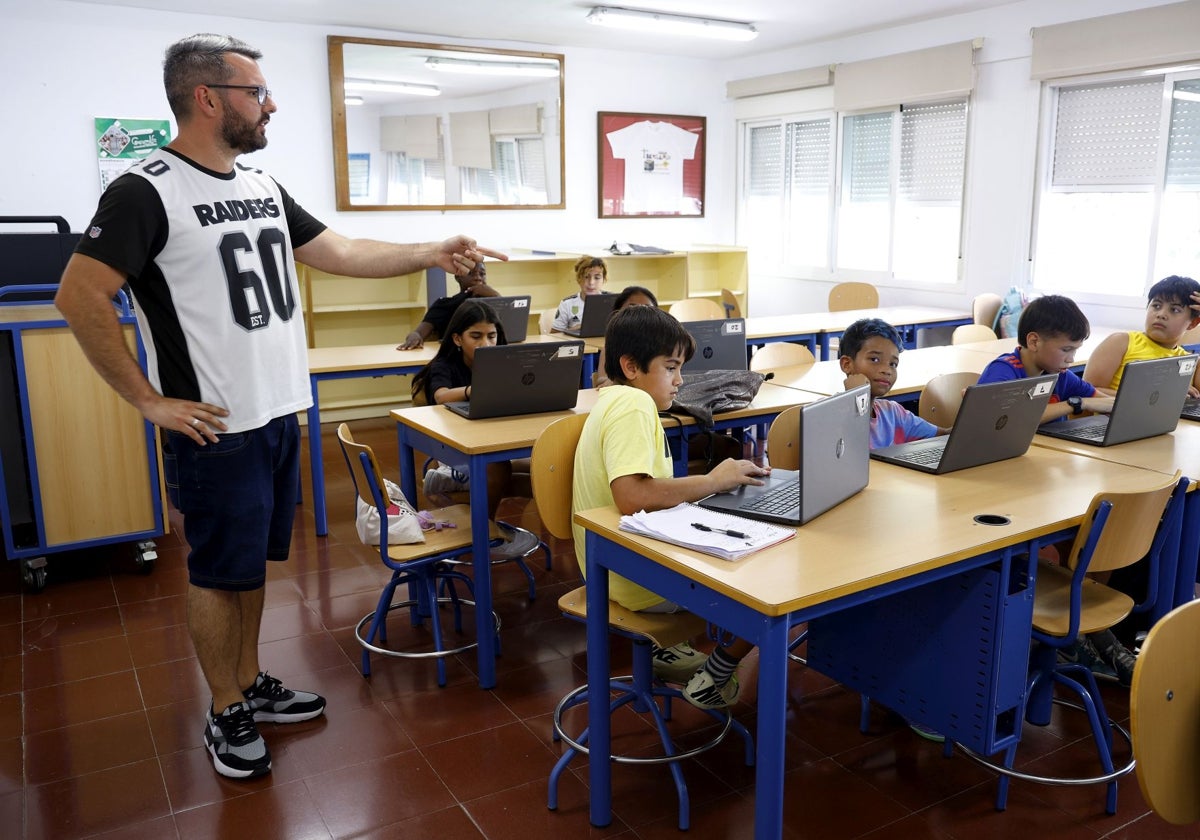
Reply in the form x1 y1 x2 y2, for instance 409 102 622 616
709 459 770 492
844 373 869 391
1083 395 1115 414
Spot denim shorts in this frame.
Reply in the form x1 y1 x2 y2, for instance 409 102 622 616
162 415 300 591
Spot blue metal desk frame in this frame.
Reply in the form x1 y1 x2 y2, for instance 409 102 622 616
581 526 1062 839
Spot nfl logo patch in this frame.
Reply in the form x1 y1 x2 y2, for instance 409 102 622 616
88 226 102 238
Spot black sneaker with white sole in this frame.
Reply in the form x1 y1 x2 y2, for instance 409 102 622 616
204 701 271 779
242 671 326 723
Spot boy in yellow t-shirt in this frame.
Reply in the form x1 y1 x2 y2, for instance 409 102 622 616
1084 275 1200 394
572 305 768 709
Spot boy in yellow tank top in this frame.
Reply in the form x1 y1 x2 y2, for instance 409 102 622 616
1084 275 1200 394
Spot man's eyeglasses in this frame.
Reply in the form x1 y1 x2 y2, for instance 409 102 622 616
206 84 272 105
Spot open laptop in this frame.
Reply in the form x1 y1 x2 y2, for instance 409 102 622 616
697 385 871 525
684 318 749 372
1039 355 1196 446
871 374 1057 474
480 295 531 343
560 293 617 337
443 341 584 420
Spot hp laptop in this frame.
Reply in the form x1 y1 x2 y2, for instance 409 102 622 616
443 341 584 420
1039 355 1196 446
560 294 617 338
480 295 531 343
1180 397 1200 422
697 385 871 525
684 318 749 373
871 374 1057 474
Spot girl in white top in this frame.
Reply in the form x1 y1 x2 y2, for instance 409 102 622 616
552 254 608 331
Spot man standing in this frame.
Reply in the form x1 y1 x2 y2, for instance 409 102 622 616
55 33 505 779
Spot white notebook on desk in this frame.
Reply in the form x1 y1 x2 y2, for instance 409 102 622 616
619 502 794 561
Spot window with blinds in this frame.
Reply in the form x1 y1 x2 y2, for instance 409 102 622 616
1034 73 1200 297
738 98 966 284
462 137 547 205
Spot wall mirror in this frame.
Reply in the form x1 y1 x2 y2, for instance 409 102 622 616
327 35 565 211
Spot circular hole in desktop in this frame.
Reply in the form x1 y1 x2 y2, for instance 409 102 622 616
973 514 1011 526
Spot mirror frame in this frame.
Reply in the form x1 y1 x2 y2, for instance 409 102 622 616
327 35 566 212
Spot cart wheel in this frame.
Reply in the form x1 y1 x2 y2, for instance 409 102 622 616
134 541 157 575
22 558 48 593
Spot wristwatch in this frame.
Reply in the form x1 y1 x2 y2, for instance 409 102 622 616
1066 396 1083 415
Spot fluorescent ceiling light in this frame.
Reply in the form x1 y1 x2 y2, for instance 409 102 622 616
343 78 440 97
344 95 364 106
586 5 757 42
424 57 559 77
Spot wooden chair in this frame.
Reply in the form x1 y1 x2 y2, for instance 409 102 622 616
951 323 997 344
538 308 556 334
765 405 802 470
749 342 816 372
1131 598 1200 826
973 292 1003 330
667 296 726 322
720 288 743 319
971 472 1187 815
532 414 753 831
917 372 978 427
827 282 878 311
336 423 499 686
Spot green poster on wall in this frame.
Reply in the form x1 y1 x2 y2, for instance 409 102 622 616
95 117 172 190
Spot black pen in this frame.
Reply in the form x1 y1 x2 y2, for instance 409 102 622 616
692 522 749 539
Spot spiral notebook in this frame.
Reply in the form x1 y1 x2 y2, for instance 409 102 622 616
618 502 794 561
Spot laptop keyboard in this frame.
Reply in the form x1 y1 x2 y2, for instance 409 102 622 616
1064 424 1108 441
740 481 800 516
890 444 946 467
1182 399 1200 420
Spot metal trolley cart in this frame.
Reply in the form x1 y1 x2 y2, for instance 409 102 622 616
0 284 164 591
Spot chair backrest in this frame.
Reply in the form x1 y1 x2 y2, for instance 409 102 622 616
538 308 556 335
951 323 997 344
1065 471 1183 575
973 292 1003 328
917 372 978 426
530 413 588 541
1131 598 1200 825
668 297 726 322
720 288 743 319
765 405 803 470
336 422 387 512
750 342 816 372
827 282 878 312
1180 322 1200 347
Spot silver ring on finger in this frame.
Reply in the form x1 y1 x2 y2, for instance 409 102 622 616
191 417 201 428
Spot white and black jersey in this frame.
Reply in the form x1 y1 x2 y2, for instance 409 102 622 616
76 148 325 433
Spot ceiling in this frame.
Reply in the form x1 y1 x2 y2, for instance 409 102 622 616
69 0 1022 60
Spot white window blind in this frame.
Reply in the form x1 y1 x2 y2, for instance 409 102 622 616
842 112 893 203
517 137 546 194
449 110 492 169
1051 79 1164 187
1166 79 1200 187
788 119 832 197
900 101 967 202
747 124 782 196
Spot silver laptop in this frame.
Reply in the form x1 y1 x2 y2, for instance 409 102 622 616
697 385 871 525
443 341 584 420
1039 355 1196 446
481 295 531 343
872 374 1057 474
560 294 617 337
1180 397 1200 422
684 318 748 372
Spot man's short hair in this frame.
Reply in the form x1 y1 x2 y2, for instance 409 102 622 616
164 34 262 120
1147 275 1200 308
604 305 694 383
838 318 905 360
1015 295 1090 347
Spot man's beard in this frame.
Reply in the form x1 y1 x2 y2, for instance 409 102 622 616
221 107 267 154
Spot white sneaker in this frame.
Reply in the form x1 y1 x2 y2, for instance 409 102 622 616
423 464 469 497
682 669 740 710
652 642 706 684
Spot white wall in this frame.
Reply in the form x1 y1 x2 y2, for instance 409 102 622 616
0 0 1184 329
0 0 728 256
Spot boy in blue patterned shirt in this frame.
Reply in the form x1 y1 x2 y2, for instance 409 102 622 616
839 318 949 447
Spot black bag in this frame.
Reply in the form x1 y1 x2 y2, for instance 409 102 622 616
668 370 766 429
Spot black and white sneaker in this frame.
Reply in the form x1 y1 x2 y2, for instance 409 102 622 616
243 671 326 723
204 701 271 779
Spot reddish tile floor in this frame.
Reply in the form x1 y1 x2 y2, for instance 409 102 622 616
0 418 1191 838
